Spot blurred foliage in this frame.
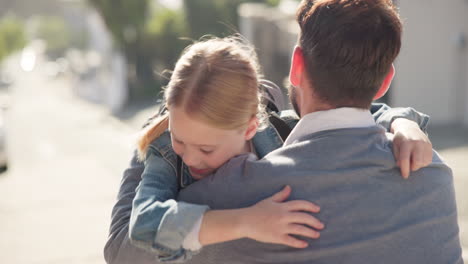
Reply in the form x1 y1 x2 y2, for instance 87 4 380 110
33 16 72 59
88 0 148 48
183 0 279 39
88 0 280 100
0 15 27 63
88 0 158 99
30 15 88 59
144 6 188 80
131 5 189 98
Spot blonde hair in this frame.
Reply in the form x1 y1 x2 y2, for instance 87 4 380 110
137 36 265 160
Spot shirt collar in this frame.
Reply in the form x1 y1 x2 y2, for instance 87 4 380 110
283 107 376 146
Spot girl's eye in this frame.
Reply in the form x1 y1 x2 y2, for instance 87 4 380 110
200 149 214 154
174 138 184 145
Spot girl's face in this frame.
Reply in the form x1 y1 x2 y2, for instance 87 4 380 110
168 106 257 180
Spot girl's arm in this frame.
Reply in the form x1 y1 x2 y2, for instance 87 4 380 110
280 104 432 178
390 118 432 178
199 185 323 249
129 149 209 262
370 103 432 178
370 103 430 132
130 144 323 263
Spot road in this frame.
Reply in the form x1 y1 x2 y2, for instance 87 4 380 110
0 57 136 264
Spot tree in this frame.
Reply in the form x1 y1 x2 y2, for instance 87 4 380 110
183 0 279 39
87 0 280 100
88 0 151 98
0 15 27 63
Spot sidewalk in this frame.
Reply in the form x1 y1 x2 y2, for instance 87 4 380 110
0 57 136 264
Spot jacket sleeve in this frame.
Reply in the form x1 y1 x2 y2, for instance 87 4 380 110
104 150 209 264
129 147 209 263
370 103 430 132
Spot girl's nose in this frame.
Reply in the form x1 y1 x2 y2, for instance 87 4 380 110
181 149 199 167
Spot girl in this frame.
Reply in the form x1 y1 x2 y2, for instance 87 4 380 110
129 36 431 262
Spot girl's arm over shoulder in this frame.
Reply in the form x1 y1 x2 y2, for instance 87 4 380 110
199 185 324 249
130 147 324 262
370 102 429 132
370 103 432 178
277 103 430 133
278 104 433 178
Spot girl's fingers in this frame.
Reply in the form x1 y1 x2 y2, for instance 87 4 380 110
416 144 433 171
285 200 320 213
290 212 324 230
397 143 411 179
410 146 424 172
280 234 309 248
287 224 321 239
423 145 433 166
393 141 401 166
270 185 291 203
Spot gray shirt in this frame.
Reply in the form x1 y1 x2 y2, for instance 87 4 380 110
178 126 463 264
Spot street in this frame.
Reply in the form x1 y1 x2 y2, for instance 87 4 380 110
0 56 466 263
0 57 136 264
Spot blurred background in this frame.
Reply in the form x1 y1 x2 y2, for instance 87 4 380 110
0 0 466 263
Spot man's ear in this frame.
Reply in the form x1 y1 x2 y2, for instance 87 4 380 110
244 116 259 140
289 46 305 87
374 64 395 100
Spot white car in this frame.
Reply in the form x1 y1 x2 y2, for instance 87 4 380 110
0 93 9 169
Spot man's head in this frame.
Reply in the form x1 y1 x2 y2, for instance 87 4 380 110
289 0 402 116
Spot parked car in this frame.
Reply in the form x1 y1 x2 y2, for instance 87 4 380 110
0 70 13 90
0 93 9 169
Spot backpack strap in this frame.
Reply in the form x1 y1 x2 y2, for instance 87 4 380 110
268 112 292 142
259 79 286 113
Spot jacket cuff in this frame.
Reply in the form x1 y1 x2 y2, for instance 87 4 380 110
375 107 430 133
154 202 209 258
182 214 204 251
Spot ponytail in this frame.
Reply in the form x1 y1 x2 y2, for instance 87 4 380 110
137 113 169 161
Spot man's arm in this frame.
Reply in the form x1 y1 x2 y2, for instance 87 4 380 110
104 152 160 264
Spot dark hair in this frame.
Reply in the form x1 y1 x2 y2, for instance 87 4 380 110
296 0 402 108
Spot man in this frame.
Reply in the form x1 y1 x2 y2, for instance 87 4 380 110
104 0 462 263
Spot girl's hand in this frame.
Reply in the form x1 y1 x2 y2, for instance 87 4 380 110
239 185 323 248
391 118 433 179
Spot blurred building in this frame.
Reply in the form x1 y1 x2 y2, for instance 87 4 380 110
239 1 298 96
0 0 61 18
239 0 468 127
0 0 128 113
394 0 468 127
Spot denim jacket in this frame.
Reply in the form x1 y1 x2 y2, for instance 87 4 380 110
128 103 429 263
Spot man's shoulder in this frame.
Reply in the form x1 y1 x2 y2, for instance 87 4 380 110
179 129 461 263
178 153 281 207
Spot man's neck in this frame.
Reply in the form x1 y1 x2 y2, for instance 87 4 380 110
300 101 369 118
284 107 376 146
300 102 334 118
